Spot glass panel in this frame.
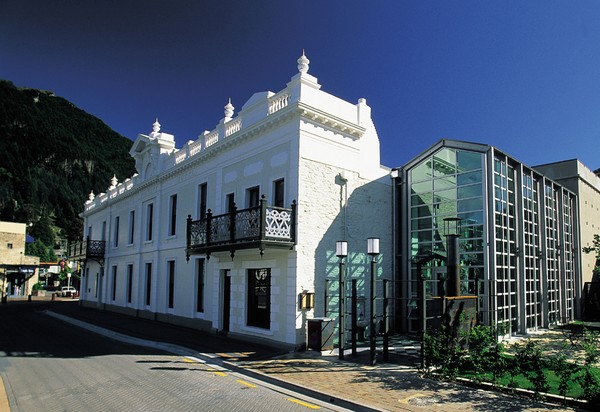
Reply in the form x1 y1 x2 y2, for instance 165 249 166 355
410 159 433 183
411 205 434 218
435 202 458 217
414 218 433 230
458 197 483 213
458 184 482 199
411 181 432 194
461 238 484 252
433 148 456 177
434 189 457 203
411 230 432 243
457 151 482 172
458 170 482 186
458 211 484 225
434 175 456 191
411 194 427 206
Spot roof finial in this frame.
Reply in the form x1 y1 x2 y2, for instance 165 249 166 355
224 98 234 119
110 174 118 189
297 50 309 74
152 118 161 135
88 191 95 202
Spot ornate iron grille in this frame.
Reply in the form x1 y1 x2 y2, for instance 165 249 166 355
189 220 207 246
186 198 296 258
236 207 261 239
68 239 105 260
87 240 106 257
265 207 292 239
210 214 231 243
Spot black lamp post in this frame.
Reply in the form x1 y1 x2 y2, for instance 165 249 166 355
443 217 462 297
335 241 348 360
367 237 380 366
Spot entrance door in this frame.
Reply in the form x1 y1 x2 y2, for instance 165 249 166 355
222 270 231 333
247 268 271 329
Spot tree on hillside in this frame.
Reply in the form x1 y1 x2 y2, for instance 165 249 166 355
26 239 57 262
0 79 136 244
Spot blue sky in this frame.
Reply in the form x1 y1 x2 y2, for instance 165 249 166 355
1 1 599 170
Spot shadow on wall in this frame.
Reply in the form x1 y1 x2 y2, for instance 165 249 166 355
310 175 392 344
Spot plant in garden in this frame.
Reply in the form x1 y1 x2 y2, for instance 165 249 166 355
550 353 580 403
422 312 468 379
514 340 550 398
577 329 600 402
465 325 500 383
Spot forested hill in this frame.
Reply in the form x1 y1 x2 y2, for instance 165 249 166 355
0 79 136 245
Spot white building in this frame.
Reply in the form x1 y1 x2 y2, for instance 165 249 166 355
71 53 393 349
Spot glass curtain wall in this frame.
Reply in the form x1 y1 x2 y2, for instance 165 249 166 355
522 170 543 330
562 191 575 321
544 181 561 324
408 148 485 330
493 156 518 333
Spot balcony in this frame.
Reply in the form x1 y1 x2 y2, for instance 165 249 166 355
68 238 106 262
187 197 296 259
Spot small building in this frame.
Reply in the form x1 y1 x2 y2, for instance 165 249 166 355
0 221 40 298
393 139 579 336
71 54 393 349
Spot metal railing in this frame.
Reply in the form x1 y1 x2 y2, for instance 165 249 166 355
187 196 296 258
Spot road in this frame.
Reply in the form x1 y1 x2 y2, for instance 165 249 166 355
0 301 345 411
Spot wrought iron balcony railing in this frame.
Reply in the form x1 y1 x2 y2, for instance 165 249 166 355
187 196 296 259
68 238 106 261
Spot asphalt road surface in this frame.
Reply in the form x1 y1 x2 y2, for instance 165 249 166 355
0 301 344 411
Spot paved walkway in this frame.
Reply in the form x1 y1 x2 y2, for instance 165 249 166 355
14 298 589 411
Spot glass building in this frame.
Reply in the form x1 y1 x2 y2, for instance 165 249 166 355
393 140 579 336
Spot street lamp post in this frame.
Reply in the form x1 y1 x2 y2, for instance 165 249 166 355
443 217 462 297
367 237 380 366
336 241 348 360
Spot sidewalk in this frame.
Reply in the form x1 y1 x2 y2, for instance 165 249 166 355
45 300 580 412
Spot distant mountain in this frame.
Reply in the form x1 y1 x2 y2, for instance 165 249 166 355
0 79 135 245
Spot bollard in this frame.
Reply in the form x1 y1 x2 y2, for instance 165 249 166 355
28 294 32 302
52 293 56 301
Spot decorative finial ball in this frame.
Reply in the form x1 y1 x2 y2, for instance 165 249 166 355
152 118 161 134
298 52 309 74
224 98 234 118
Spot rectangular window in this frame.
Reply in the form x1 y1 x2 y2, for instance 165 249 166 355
94 274 99 298
146 203 154 241
88 225 93 239
198 183 207 219
247 268 271 329
7 243 13 249
168 194 177 236
167 260 175 309
196 258 205 312
128 210 135 244
114 216 120 247
111 265 117 301
101 221 106 241
273 179 285 207
247 186 260 208
226 193 235 212
145 262 152 306
127 264 133 303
